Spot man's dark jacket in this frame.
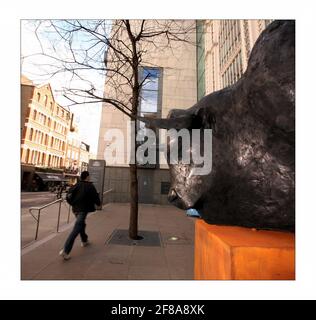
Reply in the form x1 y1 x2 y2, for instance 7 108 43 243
70 180 101 213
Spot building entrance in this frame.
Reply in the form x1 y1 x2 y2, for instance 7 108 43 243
138 170 154 204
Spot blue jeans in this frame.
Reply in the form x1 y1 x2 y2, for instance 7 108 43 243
63 212 88 254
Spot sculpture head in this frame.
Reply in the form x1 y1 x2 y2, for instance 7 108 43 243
141 20 295 231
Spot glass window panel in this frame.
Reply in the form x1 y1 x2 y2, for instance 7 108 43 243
140 89 158 113
142 68 160 91
137 112 157 143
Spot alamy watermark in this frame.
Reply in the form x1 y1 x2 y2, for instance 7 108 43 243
103 120 212 176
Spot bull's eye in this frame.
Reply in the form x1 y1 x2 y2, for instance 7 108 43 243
191 114 203 129
193 108 216 131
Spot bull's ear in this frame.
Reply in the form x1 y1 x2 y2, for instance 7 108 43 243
138 109 193 130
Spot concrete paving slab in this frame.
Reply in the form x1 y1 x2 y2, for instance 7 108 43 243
127 265 170 280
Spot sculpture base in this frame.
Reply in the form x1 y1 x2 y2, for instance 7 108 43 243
194 220 295 280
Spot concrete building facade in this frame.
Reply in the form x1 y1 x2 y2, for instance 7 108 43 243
97 19 273 204
64 125 81 178
79 142 90 172
97 20 197 204
198 19 273 98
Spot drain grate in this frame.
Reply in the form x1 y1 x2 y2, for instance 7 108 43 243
106 229 162 247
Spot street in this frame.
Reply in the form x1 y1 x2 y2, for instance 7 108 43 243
21 191 58 211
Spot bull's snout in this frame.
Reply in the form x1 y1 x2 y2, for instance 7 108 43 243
168 188 190 210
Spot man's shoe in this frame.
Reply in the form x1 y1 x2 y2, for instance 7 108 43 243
81 240 90 247
59 249 71 260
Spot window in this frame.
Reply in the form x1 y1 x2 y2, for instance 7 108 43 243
196 20 205 100
25 149 30 163
221 49 243 88
210 22 214 43
137 67 162 167
139 67 160 113
219 20 241 76
37 92 41 102
138 67 161 143
212 52 215 91
33 110 37 120
44 95 48 106
29 128 33 140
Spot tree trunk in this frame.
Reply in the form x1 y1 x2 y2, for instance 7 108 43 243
129 103 139 239
126 20 140 240
129 163 139 239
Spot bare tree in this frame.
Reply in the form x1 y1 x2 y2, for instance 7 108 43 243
22 19 195 239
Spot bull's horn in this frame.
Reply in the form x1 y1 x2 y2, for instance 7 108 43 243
137 110 192 130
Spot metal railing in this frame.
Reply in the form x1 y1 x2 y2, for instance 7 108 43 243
28 189 113 241
29 197 71 240
102 189 113 206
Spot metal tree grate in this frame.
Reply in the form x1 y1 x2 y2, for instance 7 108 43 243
106 229 162 247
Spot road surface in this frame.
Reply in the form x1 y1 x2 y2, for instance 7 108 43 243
21 191 59 210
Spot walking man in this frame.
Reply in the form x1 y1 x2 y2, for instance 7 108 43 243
59 171 101 260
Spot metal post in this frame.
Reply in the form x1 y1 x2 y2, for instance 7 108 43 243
35 209 41 240
102 189 113 207
56 199 62 233
67 204 71 224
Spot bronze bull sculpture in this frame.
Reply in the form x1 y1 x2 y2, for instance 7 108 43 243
142 20 295 232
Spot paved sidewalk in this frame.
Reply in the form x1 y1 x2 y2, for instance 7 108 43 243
21 203 195 280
